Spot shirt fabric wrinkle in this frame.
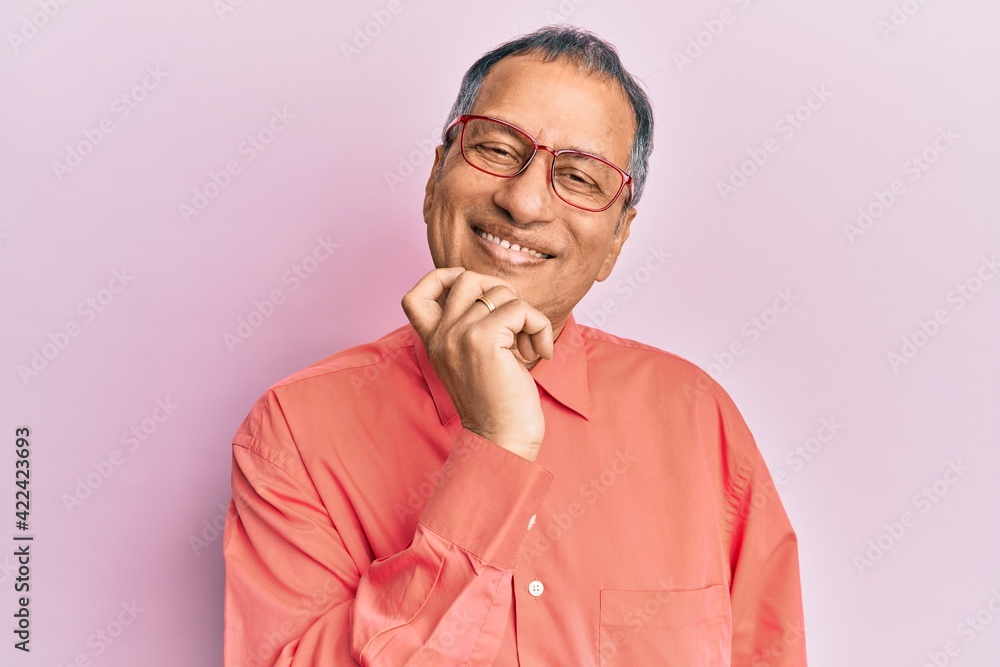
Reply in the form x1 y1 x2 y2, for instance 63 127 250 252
223 314 807 666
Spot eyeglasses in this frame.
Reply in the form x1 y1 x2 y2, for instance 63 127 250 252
445 114 633 212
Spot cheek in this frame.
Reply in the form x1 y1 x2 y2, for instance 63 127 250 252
568 225 616 264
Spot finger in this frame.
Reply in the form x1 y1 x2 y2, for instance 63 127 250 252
459 283 518 324
401 267 466 339
515 331 538 362
474 300 554 360
438 271 518 325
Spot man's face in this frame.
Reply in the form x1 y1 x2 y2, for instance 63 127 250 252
422 54 638 334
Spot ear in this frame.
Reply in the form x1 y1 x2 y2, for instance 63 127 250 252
596 205 637 282
422 144 447 223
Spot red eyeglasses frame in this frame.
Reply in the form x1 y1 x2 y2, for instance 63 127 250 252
444 114 633 213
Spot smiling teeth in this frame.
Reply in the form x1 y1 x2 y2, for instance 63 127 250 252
475 228 552 259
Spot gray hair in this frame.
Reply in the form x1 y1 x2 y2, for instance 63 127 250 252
441 25 654 208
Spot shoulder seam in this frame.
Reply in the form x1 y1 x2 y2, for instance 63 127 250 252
233 437 324 502
269 330 416 391
577 325 707 373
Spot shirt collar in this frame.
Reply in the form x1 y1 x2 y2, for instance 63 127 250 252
410 314 591 426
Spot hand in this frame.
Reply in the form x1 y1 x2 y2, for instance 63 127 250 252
401 268 554 462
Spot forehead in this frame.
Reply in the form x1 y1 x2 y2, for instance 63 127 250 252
469 54 635 167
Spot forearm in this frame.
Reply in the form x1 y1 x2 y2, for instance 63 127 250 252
224 428 551 666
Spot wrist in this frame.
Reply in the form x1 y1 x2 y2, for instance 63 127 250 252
473 431 542 462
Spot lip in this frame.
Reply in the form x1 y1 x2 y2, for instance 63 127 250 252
471 225 556 267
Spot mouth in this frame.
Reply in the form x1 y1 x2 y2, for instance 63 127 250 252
473 227 555 260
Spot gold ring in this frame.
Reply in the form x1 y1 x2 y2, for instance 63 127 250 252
475 295 496 313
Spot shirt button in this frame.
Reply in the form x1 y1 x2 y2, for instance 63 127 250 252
528 580 544 597
527 514 536 530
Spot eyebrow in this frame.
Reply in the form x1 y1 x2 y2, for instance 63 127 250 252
494 115 616 162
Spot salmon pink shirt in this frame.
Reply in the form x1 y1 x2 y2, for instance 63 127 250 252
223 315 807 666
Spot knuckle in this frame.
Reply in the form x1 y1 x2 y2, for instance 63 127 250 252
453 271 476 289
463 324 489 348
489 285 516 302
439 330 464 355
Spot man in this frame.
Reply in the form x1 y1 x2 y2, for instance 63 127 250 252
223 26 807 666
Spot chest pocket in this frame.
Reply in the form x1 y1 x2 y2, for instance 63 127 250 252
599 584 731 666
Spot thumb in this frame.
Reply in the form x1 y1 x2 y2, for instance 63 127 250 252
401 267 465 340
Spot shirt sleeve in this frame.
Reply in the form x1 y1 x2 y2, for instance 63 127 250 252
716 390 808 666
222 389 552 666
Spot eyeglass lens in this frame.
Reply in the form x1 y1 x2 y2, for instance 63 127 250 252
461 118 623 210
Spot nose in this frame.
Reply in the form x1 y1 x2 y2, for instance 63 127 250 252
491 146 558 225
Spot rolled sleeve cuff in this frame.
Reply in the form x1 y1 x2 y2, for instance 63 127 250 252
418 429 553 569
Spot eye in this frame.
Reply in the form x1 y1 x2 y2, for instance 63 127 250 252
555 167 599 191
469 141 523 164
484 143 516 158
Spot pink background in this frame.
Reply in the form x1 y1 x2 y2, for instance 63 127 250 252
3 1 999 665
